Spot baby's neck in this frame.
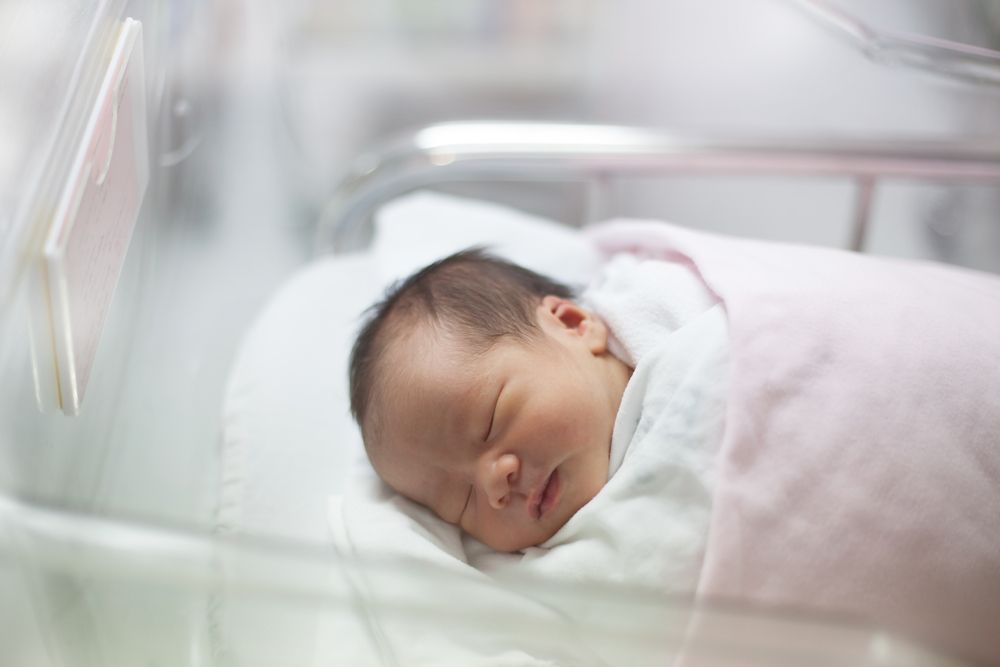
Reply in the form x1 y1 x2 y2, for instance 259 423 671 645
603 352 634 419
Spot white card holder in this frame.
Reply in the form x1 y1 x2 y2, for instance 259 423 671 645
37 18 148 415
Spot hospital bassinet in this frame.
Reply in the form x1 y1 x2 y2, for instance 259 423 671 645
5 120 1000 665
3 3 1000 666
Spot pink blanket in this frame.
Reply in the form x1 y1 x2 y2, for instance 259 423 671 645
589 221 1000 665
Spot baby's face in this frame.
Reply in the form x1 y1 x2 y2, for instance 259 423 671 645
370 297 631 552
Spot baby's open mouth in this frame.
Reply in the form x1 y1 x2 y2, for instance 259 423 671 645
531 469 561 520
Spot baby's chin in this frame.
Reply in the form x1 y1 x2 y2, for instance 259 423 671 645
471 509 576 553
473 526 560 554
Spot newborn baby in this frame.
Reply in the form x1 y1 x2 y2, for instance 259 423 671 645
349 248 632 552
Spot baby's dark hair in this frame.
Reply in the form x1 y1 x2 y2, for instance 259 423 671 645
348 248 573 438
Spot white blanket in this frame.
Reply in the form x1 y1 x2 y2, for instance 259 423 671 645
328 255 729 665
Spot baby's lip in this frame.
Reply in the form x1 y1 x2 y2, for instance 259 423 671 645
527 469 561 521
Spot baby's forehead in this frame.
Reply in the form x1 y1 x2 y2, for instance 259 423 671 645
380 317 483 379
376 328 488 419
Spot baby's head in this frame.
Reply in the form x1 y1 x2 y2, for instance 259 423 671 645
349 249 631 552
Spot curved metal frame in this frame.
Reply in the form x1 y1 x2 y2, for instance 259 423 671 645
315 121 1000 254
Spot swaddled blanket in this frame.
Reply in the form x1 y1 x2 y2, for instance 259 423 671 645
589 221 1000 665
329 217 1000 665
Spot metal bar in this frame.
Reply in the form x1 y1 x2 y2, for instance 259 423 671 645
315 121 1000 254
849 177 877 252
585 173 613 226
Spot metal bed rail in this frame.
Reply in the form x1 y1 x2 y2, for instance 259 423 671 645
315 121 1000 255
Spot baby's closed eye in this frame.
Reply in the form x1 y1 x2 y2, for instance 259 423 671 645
484 383 507 443
484 385 504 442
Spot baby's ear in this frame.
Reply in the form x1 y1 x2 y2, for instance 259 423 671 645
540 296 609 354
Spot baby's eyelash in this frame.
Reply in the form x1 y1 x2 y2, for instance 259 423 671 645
484 384 504 442
484 406 497 442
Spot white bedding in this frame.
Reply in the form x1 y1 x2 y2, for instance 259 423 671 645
218 189 997 665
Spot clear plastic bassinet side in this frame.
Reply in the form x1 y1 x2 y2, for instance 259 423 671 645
0 494 972 667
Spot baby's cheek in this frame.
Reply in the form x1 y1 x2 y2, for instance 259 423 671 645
535 413 577 452
549 393 587 431
562 402 599 446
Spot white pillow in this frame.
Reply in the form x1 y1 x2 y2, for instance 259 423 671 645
374 191 602 290
218 191 601 545
218 253 378 544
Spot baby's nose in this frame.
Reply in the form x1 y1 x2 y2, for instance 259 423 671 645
481 453 519 510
